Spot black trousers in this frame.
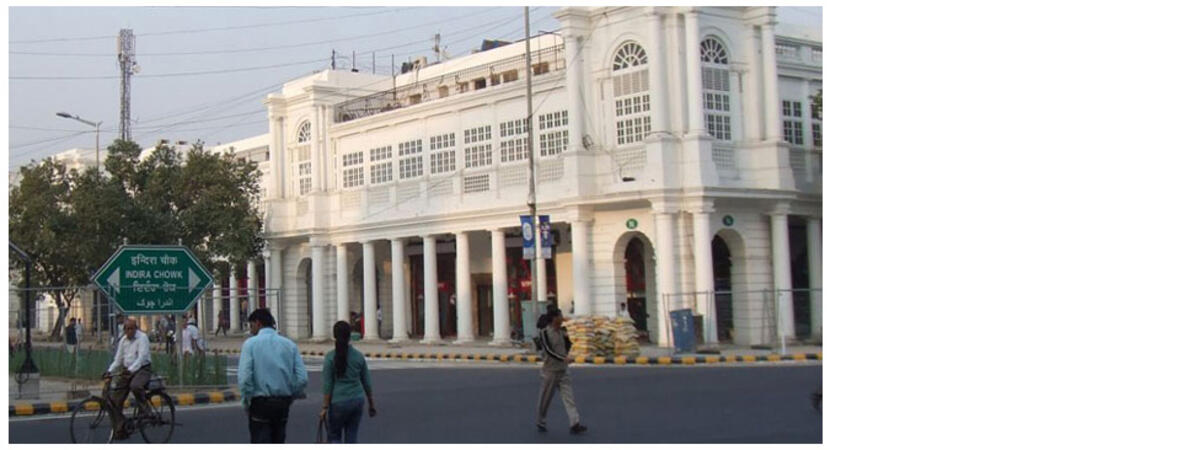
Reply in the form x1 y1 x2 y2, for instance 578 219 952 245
248 396 293 443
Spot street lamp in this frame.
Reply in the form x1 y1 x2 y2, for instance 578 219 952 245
55 112 102 172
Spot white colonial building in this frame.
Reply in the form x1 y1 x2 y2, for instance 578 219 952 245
208 6 822 348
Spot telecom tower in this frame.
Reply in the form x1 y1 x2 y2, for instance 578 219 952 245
117 29 137 141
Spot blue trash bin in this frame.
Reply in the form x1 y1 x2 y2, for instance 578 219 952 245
669 309 696 354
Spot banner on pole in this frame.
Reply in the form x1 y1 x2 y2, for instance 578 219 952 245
520 215 535 259
540 215 553 259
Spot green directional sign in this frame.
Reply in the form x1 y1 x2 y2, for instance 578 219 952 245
92 245 214 314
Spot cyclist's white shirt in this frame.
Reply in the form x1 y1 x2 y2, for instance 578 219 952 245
108 330 151 373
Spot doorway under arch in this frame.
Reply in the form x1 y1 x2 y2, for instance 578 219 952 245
297 258 312 338
612 232 657 343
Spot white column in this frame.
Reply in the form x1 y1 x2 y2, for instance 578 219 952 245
211 280 222 333
311 243 328 340
692 210 718 344
535 230 548 308
649 8 670 133
229 269 240 333
421 236 441 343
761 21 782 142
363 240 379 340
807 217 823 340
268 114 285 199
744 24 762 142
654 210 677 347
685 9 705 135
770 212 794 342
571 220 592 316
248 260 259 310
390 238 408 343
455 231 474 343
490 229 510 344
268 247 284 334
565 32 585 152
336 242 349 322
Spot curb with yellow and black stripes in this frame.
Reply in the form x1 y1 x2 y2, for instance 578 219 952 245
210 348 822 366
9 389 239 418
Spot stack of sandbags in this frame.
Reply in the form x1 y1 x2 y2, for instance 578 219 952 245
589 316 615 357
612 317 641 357
562 317 596 358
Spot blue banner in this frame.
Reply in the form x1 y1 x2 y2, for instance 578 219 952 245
520 215 535 259
539 215 552 259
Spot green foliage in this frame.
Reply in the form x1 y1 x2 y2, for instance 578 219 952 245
8 138 264 334
8 347 228 386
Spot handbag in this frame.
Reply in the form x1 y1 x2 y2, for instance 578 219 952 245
315 358 337 443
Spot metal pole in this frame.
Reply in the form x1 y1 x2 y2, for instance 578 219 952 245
524 7 540 311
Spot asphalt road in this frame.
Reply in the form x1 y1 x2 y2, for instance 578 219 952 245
9 361 822 443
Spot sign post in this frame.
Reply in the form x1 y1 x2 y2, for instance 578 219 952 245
92 245 214 315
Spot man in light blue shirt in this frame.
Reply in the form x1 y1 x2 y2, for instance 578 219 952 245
238 308 307 443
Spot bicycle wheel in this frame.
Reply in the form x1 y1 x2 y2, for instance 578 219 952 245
69 396 113 444
138 392 176 443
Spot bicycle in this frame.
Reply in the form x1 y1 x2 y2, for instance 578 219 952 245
69 373 176 443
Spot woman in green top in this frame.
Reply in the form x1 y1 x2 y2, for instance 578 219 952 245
321 321 377 443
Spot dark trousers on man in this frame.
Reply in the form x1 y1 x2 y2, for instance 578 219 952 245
109 366 152 433
248 396 293 443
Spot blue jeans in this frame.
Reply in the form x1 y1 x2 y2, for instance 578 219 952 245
327 396 364 443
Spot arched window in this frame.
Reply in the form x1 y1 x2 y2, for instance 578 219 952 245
296 121 311 143
611 42 651 145
701 37 732 141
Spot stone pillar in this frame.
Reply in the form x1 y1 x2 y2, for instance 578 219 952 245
267 111 285 199
654 208 678 347
807 217 823 340
311 243 328 340
455 231 474 343
565 30 585 152
248 260 259 310
490 229 511 345
761 21 782 142
692 208 717 344
770 210 793 342
421 236 441 343
229 269 240 333
336 242 349 322
268 247 283 334
211 278 222 333
649 7 671 133
744 23 762 142
685 9 705 136
571 219 592 316
363 240 379 341
390 238 408 343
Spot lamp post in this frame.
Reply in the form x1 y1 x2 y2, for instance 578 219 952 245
55 112 102 171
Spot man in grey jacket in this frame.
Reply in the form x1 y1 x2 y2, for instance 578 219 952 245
535 306 587 434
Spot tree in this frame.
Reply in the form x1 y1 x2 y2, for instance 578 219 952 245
8 138 264 337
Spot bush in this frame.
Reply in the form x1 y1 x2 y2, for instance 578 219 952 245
9 347 227 386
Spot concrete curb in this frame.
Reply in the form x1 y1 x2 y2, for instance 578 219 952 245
9 389 240 418
209 348 822 366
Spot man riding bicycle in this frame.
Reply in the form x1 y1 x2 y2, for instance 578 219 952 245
104 318 153 440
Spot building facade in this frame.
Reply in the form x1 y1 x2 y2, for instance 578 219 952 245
213 6 822 347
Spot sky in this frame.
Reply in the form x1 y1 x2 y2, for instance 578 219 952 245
6 5 822 172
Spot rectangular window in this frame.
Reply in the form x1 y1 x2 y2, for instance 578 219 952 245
794 101 803 118
705 93 730 112
342 151 364 167
539 130 568 157
298 161 312 195
299 178 312 196
783 121 794 144
398 156 423 179
429 133 456 151
538 111 569 131
794 122 804 145
430 150 456 174
499 137 529 163
615 116 651 146
782 100 792 117
398 139 423 156
369 145 392 162
812 124 822 147
499 119 528 138
465 144 493 168
370 162 393 184
463 125 492 144
706 115 731 141
343 167 365 188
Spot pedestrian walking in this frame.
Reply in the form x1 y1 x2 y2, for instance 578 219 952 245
321 320 377 443
65 317 79 354
238 308 308 443
180 319 201 356
535 305 587 434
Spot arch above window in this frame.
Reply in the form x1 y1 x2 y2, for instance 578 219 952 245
700 37 728 65
612 42 648 71
296 121 311 143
